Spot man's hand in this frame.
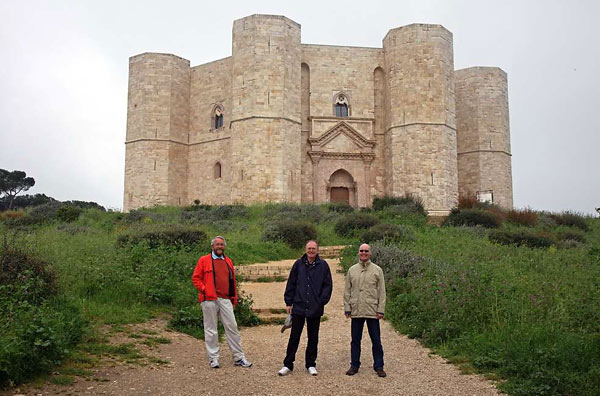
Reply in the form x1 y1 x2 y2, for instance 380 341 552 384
376 313 384 320
286 305 292 314
345 312 351 319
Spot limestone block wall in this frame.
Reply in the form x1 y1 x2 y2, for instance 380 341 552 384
124 53 190 211
189 57 233 138
383 24 458 214
301 45 384 119
230 15 302 203
455 67 513 208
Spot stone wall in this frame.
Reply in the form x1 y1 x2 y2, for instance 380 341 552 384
455 67 512 208
383 24 458 214
229 15 302 203
124 53 190 211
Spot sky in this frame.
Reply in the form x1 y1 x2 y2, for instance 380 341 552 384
1 0 598 213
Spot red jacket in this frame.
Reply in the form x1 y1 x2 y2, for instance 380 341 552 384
192 254 238 306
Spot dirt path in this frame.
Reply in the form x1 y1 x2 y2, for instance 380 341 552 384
7 259 500 396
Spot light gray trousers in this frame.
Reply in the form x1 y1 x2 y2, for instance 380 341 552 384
201 298 245 362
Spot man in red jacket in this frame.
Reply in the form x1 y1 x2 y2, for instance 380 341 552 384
192 236 252 369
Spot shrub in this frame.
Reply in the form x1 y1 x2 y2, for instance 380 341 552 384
334 212 379 236
62 200 105 211
556 229 586 244
0 298 85 386
116 225 207 249
26 201 64 224
264 203 324 223
506 208 539 227
262 219 317 248
327 202 354 213
549 211 590 231
0 248 58 307
444 209 502 228
370 243 425 279
0 210 25 222
489 229 554 249
373 194 426 215
56 205 83 223
361 223 415 244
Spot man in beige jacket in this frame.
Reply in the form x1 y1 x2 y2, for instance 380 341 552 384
343 243 387 377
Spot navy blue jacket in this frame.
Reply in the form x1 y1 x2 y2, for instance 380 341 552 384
284 254 333 318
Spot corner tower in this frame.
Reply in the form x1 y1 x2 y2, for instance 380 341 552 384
123 53 190 211
455 67 513 208
229 15 302 203
383 24 458 215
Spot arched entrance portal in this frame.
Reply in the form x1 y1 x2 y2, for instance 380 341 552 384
328 169 356 206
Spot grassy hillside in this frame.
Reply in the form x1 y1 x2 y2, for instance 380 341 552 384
1 199 598 395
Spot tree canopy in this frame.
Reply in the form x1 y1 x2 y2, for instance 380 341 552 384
0 169 35 209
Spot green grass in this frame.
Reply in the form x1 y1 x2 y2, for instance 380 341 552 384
1 203 598 396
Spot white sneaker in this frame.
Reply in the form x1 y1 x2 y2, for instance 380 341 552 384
234 358 253 368
307 367 318 376
209 359 220 368
278 366 292 376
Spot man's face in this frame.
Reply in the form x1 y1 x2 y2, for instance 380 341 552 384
306 241 318 261
358 244 371 262
212 238 226 256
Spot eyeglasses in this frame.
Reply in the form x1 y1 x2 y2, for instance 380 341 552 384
359 250 370 253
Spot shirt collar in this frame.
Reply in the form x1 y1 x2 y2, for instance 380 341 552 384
360 259 371 268
212 251 225 260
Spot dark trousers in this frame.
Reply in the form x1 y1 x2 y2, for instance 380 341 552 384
351 317 384 370
283 314 321 370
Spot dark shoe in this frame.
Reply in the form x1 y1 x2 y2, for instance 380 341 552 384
375 368 387 378
346 366 359 376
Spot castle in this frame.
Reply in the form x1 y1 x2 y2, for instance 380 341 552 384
124 14 513 214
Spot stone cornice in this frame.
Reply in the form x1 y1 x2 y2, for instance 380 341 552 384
310 116 374 123
387 122 457 132
230 116 301 125
458 149 511 156
308 151 375 161
125 138 188 146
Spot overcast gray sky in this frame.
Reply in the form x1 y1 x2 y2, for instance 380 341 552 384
1 0 598 213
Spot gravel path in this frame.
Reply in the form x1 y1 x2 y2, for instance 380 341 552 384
6 259 500 396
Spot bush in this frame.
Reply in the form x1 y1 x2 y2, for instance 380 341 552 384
444 209 503 229
361 223 415 244
370 243 425 279
489 229 554 249
26 201 64 224
334 212 379 236
556 229 586 244
373 194 426 215
56 205 83 223
549 211 590 231
0 248 58 307
327 202 354 213
0 298 85 386
264 203 324 224
62 200 105 211
506 208 539 227
262 219 317 248
0 210 25 222
457 194 479 209
116 225 207 249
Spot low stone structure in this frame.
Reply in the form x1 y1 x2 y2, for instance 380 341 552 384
124 14 513 214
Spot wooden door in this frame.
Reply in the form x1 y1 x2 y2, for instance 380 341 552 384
330 187 350 205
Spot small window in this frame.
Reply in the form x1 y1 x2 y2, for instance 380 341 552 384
214 162 222 179
212 105 224 129
334 94 349 117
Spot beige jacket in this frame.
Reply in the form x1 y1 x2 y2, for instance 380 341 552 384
343 260 386 318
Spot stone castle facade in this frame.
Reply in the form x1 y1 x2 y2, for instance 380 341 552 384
124 14 513 214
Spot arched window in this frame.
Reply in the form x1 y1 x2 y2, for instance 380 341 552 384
334 94 349 117
212 105 224 129
214 162 222 179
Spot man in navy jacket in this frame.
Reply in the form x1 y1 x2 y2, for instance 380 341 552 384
278 240 333 376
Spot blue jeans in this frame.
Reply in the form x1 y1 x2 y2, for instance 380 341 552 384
351 317 384 370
